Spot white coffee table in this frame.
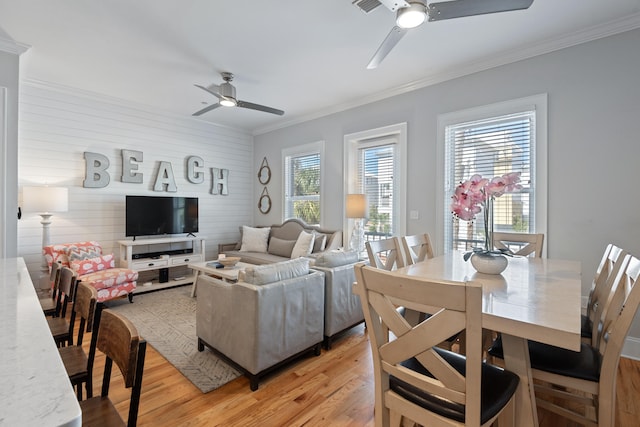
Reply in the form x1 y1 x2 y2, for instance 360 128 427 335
188 260 252 297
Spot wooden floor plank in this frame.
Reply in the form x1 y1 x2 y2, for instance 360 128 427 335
78 320 639 426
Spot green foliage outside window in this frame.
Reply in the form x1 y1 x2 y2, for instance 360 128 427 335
292 162 320 225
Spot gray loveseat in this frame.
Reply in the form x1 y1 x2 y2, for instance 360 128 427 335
196 258 325 391
311 250 365 349
218 218 342 265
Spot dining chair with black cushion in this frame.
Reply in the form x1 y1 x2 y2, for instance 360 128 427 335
46 266 78 347
58 281 99 400
400 233 434 265
366 237 405 271
493 232 544 258
80 309 147 427
353 264 519 427
582 244 627 345
488 253 640 427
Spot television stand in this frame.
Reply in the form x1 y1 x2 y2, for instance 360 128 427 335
117 236 206 295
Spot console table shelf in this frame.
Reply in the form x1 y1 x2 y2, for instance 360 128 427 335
118 236 206 294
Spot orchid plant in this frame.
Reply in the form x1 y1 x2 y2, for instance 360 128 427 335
450 172 522 261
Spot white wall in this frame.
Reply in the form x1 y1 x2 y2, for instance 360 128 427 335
17 82 253 283
254 29 640 351
0 39 25 258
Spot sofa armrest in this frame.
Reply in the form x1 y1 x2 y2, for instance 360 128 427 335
312 263 363 337
196 270 325 374
218 242 239 254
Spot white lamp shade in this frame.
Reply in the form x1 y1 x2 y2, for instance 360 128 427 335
23 186 69 213
346 194 368 219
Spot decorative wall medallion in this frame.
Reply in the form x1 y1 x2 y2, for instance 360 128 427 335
258 187 271 214
258 157 271 185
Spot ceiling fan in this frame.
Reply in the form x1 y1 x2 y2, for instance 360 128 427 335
354 0 534 69
193 72 284 116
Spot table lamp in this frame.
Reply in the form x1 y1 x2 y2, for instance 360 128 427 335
346 194 368 253
23 186 68 288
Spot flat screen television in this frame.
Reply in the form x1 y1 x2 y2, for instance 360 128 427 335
125 195 198 238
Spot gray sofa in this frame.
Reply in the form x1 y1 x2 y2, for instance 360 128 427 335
218 218 342 265
196 258 325 391
311 250 365 349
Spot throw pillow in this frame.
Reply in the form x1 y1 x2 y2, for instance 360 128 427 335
65 243 103 262
267 237 296 258
70 253 116 275
291 231 315 258
242 258 310 286
312 231 327 253
240 226 271 253
313 250 360 268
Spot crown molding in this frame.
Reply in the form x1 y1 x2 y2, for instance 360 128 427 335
0 35 29 55
253 13 640 136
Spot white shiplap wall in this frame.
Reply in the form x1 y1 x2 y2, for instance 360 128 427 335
17 81 253 285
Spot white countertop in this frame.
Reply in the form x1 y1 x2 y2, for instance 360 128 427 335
0 258 81 427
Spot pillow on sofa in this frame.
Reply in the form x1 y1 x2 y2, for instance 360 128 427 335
65 243 103 262
313 250 360 268
312 231 327 253
70 253 116 275
291 231 315 258
242 258 310 286
240 226 271 253
267 237 296 258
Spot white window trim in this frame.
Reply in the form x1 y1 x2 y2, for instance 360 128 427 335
343 123 408 241
282 140 325 226
435 94 548 255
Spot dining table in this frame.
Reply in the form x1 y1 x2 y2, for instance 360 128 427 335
393 251 582 427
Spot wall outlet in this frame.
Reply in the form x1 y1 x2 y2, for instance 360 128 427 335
410 210 419 220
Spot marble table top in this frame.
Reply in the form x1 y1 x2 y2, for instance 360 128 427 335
0 258 81 426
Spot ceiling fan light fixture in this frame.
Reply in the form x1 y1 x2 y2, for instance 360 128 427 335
396 2 427 28
220 97 237 107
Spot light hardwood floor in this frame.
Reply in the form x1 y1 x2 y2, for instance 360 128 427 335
86 322 640 426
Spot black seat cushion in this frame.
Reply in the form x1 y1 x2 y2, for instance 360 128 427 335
488 336 601 382
581 314 593 338
389 347 519 424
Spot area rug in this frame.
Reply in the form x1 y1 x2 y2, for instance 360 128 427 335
106 285 241 393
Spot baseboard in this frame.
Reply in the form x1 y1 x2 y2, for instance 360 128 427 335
622 336 640 360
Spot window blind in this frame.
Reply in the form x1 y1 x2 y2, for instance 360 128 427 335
444 111 536 251
358 144 395 239
284 152 321 225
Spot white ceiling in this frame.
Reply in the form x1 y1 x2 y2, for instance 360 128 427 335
1 0 640 134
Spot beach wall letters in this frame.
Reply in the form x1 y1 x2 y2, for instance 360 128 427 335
83 150 229 194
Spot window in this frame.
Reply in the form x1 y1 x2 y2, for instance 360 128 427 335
283 141 324 225
345 123 407 242
437 95 547 253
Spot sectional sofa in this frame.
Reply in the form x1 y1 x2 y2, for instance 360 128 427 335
218 218 342 264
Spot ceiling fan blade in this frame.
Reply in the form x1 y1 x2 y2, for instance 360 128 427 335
428 0 534 22
237 100 284 116
192 103 221 116
194 84 223 100
367 26 409 69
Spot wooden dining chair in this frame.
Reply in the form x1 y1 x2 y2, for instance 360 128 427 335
40 261 62 316
46 266 78 347
582 244 627 345
489 253 640 427
353 264 519 427
400 233 434 265
80 309 147 427
58 281 99 400
366 237 405 270
493 232 544 257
